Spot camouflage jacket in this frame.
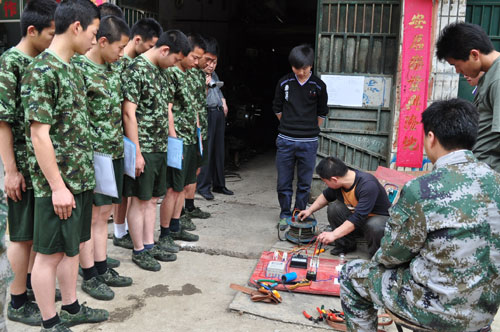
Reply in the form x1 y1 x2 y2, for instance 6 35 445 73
187 67 207 138
374 150 500 330
21 50 96 198
122 54 168 153
165 66 197 145
72 55 124 159
0 48 34 188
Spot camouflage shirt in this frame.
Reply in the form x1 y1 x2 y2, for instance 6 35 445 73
165 66 197 145
72 55 124 159
187 67 207 138
122 54 168 153
374 150 500 330
0 48 34 188
112 54 133 73
21 50 95 198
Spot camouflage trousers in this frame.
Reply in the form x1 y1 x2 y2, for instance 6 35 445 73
339 259 492 332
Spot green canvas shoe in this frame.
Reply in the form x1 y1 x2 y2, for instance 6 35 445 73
185 207 210 219
59 302 108 327
170 229 199 242
7 301 41 326
81 276 115 301
106 256 120 268
98 268 132 287
132 250 161 272
157 235 180 253
180 215 196 231
113 232 134 249
40 322 72 332
149 245 177 262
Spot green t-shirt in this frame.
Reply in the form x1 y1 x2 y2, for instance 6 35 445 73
0 47 34 188
187 67 208 138
122 54 168 153
165 66 198 145
473 56 500 172
21 49 95 198
72 55 124 159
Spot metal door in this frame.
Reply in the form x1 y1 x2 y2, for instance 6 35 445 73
117 1 159 26
458 0 500 101
315 0 400 170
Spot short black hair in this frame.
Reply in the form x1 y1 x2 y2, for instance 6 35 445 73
203 36 219 57
421 98 479 151
20 0 57 37
97 16 130 43
316 157 348 179
289 44 314 68
156 29 190 56
187 33 206 52
130 18 162 42
98 3 124 19
436 22 494 61
54 0 100 35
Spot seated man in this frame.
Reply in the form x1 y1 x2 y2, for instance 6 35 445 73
329 98 499 332
298 157 390 256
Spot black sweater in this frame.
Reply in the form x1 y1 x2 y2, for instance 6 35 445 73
272 73 328 138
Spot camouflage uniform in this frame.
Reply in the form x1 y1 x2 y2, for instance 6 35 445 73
112 54 133 74
72 55 124 159
340 150 500 332
187 67 207 139
0 189 13 331
122 54 168 152
0 48 34 188
21 49 95 197
164 66 197 144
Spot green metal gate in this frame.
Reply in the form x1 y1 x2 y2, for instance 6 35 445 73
458 0 500 101
315 0 400 171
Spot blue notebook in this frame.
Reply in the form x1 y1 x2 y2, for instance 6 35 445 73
167 136 183 170
123 136 136 178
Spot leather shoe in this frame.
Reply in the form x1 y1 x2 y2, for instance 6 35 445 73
198 191 214 200
213 187 234 195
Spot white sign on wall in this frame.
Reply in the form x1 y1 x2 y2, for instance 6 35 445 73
321 75 365 107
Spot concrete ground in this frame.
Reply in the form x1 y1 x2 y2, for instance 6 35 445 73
4 151 500 332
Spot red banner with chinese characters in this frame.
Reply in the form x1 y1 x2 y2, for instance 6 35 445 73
396 0 433 168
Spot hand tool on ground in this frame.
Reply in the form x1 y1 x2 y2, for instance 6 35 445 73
229 283 282 304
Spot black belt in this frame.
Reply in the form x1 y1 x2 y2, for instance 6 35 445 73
207 106 223 111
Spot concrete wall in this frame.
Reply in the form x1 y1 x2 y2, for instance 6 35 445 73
388 0 466 171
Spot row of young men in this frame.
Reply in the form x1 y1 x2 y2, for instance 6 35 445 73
0 0 218 331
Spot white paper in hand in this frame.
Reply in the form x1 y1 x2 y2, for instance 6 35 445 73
123 136 136 179
167 136 183 170
94 152 118 198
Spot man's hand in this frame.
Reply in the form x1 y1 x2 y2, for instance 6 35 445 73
297 209 312 221
4 170 26 202
136 152 145 177
52 186 75 220
317 231 336 245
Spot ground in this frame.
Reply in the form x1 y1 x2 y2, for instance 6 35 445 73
4 151 500 332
